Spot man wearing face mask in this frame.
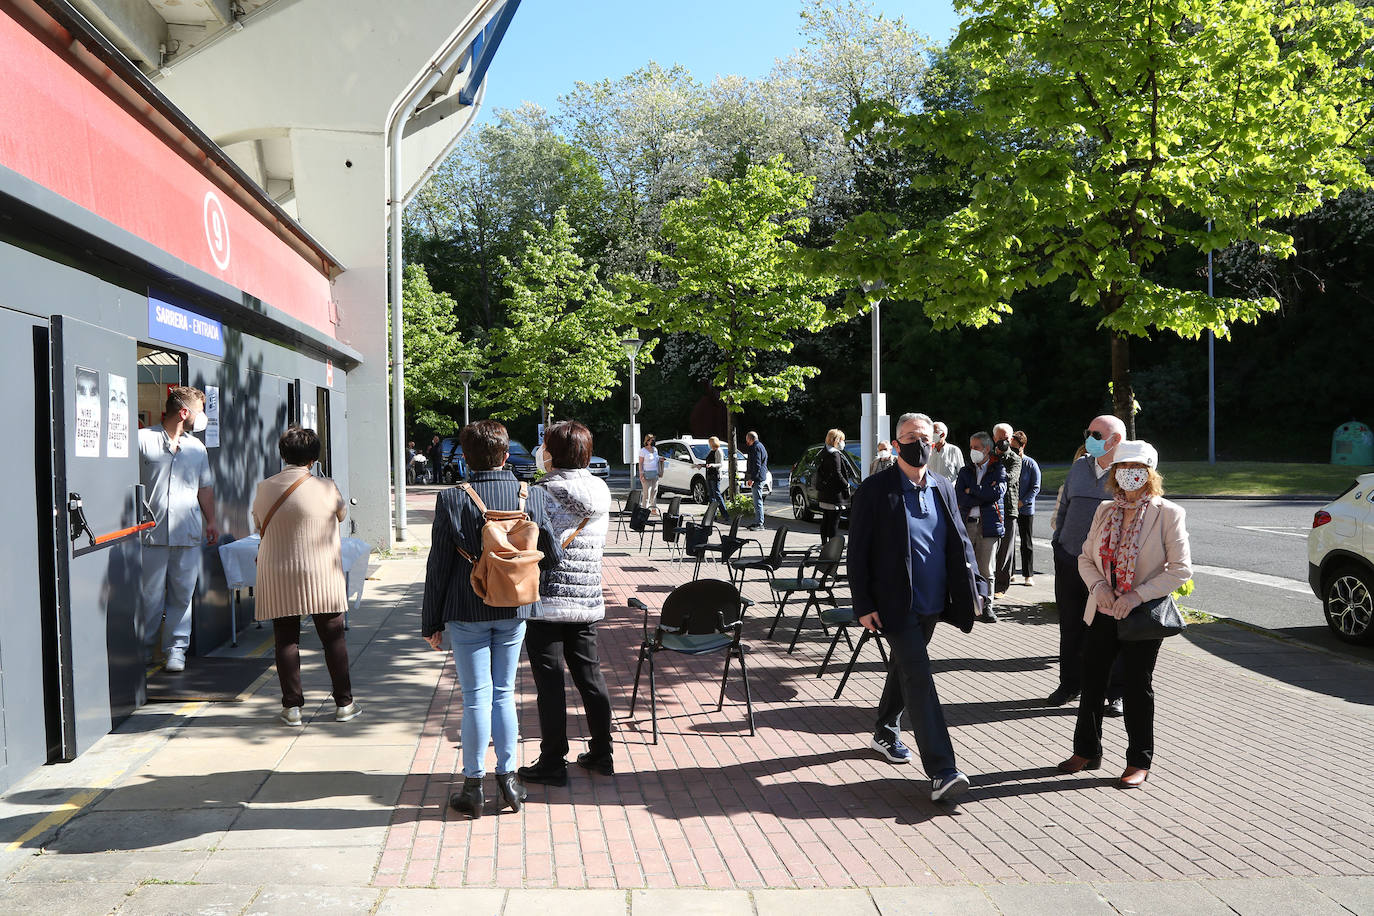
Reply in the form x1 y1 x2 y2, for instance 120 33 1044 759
991 422 1023 598
849 412 984 803
138 386 218 672
1047 414 1128 711
927 421 965 481
955 432 1007 622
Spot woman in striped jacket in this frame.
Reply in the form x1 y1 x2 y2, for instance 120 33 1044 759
518 421 615 788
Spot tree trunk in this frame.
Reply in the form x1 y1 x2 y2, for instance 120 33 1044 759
725 363 738 500
1110 332 1136 439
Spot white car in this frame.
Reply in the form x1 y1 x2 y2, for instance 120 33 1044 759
653 437 748 504
1307 471 1374 644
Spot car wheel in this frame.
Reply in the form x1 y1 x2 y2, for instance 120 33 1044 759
691 477 709 505
1323 564 1374 644
791 489 814 522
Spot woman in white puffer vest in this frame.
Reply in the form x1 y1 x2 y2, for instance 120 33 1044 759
518 421 615 788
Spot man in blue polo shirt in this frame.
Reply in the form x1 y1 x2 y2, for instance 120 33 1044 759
848 411 985 803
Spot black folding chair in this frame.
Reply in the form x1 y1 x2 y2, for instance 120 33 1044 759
687 516 756 580
642 495 682 554
766 534 846 653
628 580 755 744
729 524 791 589
656 509 686 559
614 488 643 541
815 606 890 699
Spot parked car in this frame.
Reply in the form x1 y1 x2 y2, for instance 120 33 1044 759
654 436 748 504
588 454 610 479
789 443 862 522
506 439 539 481
1307 472 1374 644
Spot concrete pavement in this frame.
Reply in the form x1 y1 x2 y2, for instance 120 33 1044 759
1 490 1372 914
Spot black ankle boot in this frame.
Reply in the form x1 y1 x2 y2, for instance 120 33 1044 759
495 772 527 812
517 755 568 787
449 777 484 818
576 750 614 776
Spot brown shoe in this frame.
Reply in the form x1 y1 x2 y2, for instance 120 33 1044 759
1057 754 1102 774
1119 766 1149 788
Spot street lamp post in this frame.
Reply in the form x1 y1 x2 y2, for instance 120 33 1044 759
1206 221 1216 465
861 279 887 478
459 370 473 428
622 337 644 469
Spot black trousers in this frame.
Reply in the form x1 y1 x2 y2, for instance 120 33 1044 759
524 620 614 760
1017 515 1035 577
273 613 352 709
873 615 955 779
1052 544 1124 699
994 520 1016 592
820 507 842 541
1073 613 1163 768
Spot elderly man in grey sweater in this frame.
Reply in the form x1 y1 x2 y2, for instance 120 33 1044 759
1047 414 1127 711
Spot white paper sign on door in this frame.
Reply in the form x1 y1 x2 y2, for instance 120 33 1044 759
205 385 220 448
75 366 101 457
302 402 317 433
107 374 129 457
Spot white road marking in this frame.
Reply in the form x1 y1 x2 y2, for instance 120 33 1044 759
1236 525 1309 539
1192 564 1312 595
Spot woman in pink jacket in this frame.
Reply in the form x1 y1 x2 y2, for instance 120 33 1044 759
1057 440 1192 788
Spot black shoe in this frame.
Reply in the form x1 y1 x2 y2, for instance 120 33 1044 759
495 772 527 812
1046 685 1080 707
576 751 615 776
1104 698 1124 717
979 607 999 623
517 756 568 787
449 777 484 818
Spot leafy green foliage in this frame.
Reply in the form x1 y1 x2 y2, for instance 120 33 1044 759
490 210 646 425
391 264 484 434
830 0 1374 428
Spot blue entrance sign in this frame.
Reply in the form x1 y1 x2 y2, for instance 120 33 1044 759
147 291 224 356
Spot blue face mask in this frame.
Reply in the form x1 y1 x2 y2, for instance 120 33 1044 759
1084 434 1109 458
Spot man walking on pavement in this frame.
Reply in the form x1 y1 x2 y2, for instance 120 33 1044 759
992 422 1022 599
744 430 769 530
850 412 985 803
138 386 218 673
956 432 1007 623
1048 413 1127 715
928 420 965 482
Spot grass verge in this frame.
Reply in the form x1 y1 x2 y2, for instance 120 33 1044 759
1039 461 1371 499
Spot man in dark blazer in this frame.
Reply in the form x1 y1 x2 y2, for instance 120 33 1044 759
849 411 985 803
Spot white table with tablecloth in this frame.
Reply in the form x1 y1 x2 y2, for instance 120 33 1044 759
216 535 373 645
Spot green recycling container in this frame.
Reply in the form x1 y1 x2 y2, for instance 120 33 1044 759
1331 421 1374 465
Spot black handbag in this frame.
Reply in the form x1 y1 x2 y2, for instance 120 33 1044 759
1117 593 1186 641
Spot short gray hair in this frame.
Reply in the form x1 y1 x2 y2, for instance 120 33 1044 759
971 430 994 450
993 422 1014 439
895 412 933 435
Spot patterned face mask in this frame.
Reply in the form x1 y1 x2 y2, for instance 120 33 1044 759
1115 467 1149 492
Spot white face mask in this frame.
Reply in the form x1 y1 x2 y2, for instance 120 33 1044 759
191 411 208 433
1115 467 1149 492
537 448 551 473
969 449 985 464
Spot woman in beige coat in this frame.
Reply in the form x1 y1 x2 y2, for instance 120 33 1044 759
251 427 359 726
1058 440 1191 788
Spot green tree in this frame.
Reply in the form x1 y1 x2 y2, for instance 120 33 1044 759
831 0 1374 434
622 156 841 491
491 209 638 427
391 263 484 434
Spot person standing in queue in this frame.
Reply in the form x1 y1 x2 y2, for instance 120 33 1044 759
955 432 1006 623
849 412 985 803
815 428 850 543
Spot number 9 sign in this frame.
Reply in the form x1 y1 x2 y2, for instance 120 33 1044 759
203 191 231 271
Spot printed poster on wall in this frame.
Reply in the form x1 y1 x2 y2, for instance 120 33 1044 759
205 385 220 448
302 402 318 433
107 374 129 457
75 366 101 457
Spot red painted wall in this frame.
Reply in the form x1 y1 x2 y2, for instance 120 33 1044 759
0 10 337 337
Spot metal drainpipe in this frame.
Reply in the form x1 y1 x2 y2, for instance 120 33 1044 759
386 1 504 542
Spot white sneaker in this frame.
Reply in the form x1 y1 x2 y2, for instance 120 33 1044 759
335 702 362 722
279 706 303 726
1024 576 1035 587
164 648 186 673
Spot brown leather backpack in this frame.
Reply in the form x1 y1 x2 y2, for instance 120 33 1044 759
455 482 544 608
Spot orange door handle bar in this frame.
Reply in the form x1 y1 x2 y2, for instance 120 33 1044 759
92 520 157 545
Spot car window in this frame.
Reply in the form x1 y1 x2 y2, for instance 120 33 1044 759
508 441 532 459
689 444 709 460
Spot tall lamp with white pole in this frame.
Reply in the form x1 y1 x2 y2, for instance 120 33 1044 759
622 337 644 469
860 279 887 478
459 370 473 428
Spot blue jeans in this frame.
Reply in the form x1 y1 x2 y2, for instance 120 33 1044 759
751 488 766 527
448 618 526 778
708 477 728 515
874 615 957 779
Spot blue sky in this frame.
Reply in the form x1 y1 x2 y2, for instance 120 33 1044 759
475 0 963 125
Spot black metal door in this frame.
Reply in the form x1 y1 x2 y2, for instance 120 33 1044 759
50 315 142 757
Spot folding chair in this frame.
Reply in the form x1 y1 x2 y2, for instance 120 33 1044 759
640 495 682 553
766 534 846 653
815 606 890 699
687 516 756 581
656 508 686 559
628 580 755 744
614 488 643 541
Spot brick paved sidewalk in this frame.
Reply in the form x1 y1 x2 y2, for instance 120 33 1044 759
380 510 1374 891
